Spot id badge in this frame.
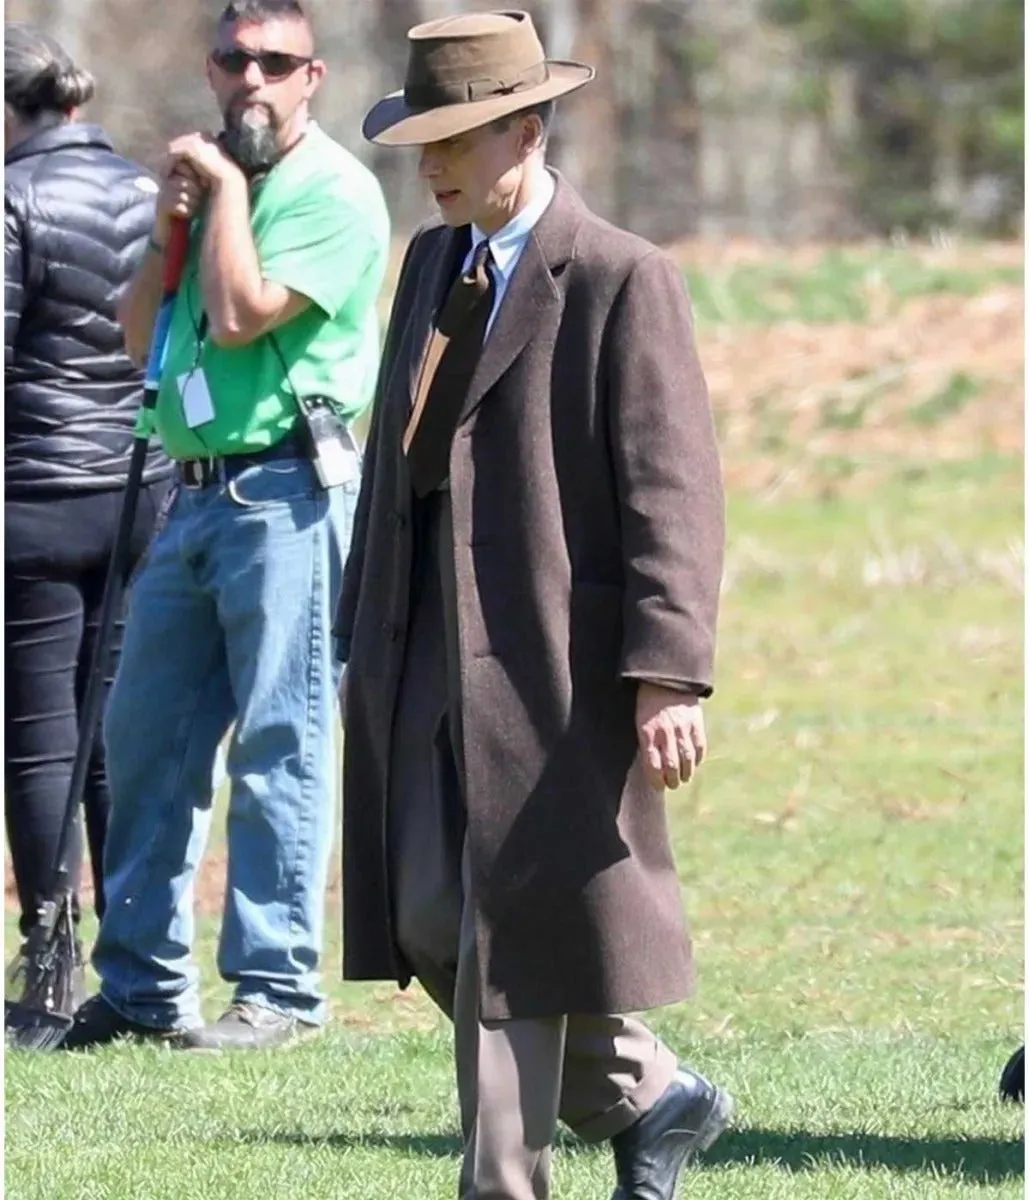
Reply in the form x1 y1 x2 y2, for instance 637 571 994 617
177 369 216 428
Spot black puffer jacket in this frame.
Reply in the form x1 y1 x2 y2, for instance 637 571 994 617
5 123 172 495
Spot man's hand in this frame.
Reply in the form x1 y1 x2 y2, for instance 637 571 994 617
167 132 243 190
635 682 707 791
153 133 246 247
154 159 205 240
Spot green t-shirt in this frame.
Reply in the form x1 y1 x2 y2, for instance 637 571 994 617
153 123 390 459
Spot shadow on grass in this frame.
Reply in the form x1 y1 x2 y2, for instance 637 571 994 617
234 1127 1023 1184
705 1129 1025 1185
233 1130 462 1157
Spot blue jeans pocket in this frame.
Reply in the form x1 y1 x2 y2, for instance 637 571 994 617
226 459 318 508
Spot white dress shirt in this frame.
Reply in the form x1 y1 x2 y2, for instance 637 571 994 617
461 169 556 338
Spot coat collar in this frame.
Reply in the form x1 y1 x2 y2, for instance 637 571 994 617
462 168 584 419
467 168 556 285
5 122 114 167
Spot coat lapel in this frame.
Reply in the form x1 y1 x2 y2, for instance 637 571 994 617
461 172 584 422
405 224 469 405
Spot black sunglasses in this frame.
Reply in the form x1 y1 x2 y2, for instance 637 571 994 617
210 47 313 80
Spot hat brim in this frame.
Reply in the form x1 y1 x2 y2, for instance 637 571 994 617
363 60 595 147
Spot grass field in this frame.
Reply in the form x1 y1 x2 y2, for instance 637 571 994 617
5 240 1024 1199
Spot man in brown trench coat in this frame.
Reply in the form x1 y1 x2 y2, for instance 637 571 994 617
335 11 732 1199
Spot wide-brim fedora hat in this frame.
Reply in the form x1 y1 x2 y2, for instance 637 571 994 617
363 10 595 147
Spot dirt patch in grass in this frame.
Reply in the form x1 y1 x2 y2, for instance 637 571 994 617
665 234 1024 272
662 237 1024 495
4 848 344 918
705 284 1022 493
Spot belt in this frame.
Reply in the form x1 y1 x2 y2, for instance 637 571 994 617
175 435 306 489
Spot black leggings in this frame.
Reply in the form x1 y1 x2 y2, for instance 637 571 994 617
4 481 171 936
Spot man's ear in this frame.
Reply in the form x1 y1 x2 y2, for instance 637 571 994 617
519 114 544 160
305 59 327 101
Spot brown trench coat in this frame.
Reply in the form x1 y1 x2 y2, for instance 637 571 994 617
335 173 725 1022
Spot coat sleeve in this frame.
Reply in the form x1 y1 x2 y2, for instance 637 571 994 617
5 200 25 371
333 231 422 662
604 249 725 696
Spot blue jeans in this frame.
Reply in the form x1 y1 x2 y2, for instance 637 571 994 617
93 456 356 1030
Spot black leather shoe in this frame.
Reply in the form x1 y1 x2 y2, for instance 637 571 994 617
1000 1045 1024 1103
59 994 185 1051
610 1068 734 1199
177 1001 320 1051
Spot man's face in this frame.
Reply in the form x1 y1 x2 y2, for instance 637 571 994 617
207 17 324 173
417 118 533 230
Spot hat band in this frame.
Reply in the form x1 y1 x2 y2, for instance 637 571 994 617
404 61 549 108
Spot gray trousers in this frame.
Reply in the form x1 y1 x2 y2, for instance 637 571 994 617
388 492 676 1199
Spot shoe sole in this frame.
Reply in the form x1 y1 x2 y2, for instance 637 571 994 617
60 1028 187 1052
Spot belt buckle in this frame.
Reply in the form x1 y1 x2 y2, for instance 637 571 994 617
181 459 207 489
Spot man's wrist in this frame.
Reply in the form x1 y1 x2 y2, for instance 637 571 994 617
149 212 172 253
640 677 703 697
209 166 246 199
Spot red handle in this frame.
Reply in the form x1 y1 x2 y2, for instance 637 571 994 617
162 218 190 294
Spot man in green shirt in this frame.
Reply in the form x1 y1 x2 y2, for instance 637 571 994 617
64 0 389 1052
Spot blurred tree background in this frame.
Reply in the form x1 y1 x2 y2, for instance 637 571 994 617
6 0 1023 242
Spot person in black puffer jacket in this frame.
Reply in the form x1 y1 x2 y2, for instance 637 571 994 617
4 23 173 977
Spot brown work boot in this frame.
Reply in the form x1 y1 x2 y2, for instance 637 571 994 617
178 1001 321 1052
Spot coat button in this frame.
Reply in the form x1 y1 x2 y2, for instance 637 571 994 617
393 511 407 530
381 621 400 642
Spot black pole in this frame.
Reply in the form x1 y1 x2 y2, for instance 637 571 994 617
40 424 153 916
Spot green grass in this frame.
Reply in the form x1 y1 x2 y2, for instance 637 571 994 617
4 1031 1023 1199
6 455 1023 1198
683 247 1021 326
909 372 984 427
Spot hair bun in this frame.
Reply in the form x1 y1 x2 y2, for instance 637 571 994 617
5 23 95 117
51 64 95 110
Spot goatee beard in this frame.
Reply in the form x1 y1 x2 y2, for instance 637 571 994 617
221 104 283 176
